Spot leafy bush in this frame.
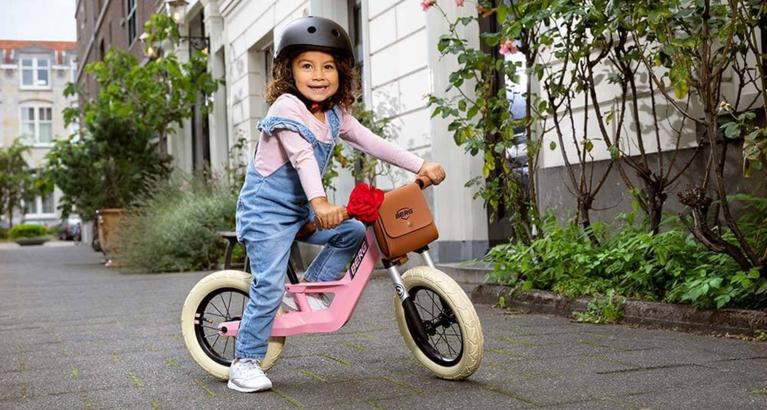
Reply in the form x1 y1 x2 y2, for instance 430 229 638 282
9 224 49 239
485 211 767 310
0 227 8 240
116 177 236 273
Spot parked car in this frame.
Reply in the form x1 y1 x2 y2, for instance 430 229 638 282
59 216 82 241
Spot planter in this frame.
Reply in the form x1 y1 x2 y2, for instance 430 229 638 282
96 208 125 262
14 236 50 246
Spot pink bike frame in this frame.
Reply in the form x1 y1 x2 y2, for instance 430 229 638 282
218 228 381 337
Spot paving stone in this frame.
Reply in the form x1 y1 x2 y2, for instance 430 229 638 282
1 245 766 409
619 380 767 410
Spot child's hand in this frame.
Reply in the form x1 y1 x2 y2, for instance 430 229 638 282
417 162 446 185
310 197 348 230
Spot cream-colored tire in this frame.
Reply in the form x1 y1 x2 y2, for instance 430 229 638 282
181 269 285 380
394 266 483 380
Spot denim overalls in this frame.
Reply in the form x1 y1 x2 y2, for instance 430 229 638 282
234 106 366 360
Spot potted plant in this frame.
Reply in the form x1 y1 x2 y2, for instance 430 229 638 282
9 224 50 246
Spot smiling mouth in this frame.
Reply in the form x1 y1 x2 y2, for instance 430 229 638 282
308 85 329 92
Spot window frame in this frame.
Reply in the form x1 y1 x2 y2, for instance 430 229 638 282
24 192 56 218
19 104 54 147
127 0 137 45
19 55 52 90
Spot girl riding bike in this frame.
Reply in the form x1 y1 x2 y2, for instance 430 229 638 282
229 16 445 393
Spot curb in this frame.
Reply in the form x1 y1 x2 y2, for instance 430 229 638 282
436 261 493 285
471 284 767 337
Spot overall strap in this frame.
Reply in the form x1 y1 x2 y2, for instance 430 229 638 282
257 116 320 145
326 106 343 142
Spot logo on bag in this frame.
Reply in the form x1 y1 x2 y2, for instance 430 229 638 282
395 208 414 220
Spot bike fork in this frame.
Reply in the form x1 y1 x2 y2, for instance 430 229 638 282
384 249 436 344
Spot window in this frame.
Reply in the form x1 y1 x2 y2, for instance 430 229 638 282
71 59 77 83
25 193 55 216
20 56 51 88
504 41 529 180
350 0 363 66
20 106 53 145
127 0 137 44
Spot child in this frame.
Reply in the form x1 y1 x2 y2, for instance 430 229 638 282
230 16 446 393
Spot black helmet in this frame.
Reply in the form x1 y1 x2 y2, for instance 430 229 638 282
274 16 354 65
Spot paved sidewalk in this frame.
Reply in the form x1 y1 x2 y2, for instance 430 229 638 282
1 245 766 409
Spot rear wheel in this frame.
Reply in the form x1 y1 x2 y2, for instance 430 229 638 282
394 266 483 380
181 270 285 380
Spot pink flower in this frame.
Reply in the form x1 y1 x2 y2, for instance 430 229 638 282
455 0 465 6
421 0 436 11
499 40 519 56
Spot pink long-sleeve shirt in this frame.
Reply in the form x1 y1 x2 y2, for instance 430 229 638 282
255 94 424 200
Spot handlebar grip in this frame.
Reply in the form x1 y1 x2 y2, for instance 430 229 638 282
303 208 350 234
415 176 432 189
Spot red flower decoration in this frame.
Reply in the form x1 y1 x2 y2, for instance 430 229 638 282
347 183 385 223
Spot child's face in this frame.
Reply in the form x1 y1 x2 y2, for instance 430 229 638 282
291 50 339 104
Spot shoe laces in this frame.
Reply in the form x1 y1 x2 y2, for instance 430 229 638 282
234 358 264 375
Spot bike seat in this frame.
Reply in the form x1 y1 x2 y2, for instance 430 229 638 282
296 222 316 240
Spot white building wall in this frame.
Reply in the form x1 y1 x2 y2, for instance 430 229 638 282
538 31 765 171
424 2 488 255
538 52 699 169
0 44 77 227
195 0 490 261
367 0 488 254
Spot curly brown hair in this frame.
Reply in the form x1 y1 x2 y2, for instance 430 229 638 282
265 47 359 112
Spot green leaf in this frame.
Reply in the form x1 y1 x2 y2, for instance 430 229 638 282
549 141 557 150
673 81 688 99
496 7 507 24
608 145 620 160
480 32 502 47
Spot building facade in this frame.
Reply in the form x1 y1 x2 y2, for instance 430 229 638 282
75 0 160 97
75 0 215 176
174 0 489 262
69 0 765 262
0 39 77 226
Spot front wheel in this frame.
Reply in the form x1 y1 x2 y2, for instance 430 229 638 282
181 270 285 380
393 266 483 380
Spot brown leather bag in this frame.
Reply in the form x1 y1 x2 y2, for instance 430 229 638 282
373 177 438 260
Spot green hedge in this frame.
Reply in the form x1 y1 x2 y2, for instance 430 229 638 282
9 224 49 239
485 212 767 310
116 178 236 273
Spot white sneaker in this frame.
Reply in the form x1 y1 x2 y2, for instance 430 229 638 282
228 358 272 393
281 292 330 311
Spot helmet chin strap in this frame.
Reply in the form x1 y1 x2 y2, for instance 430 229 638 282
292 89 332 113
309 102 323 113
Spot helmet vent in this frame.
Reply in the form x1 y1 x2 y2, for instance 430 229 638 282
331 29 340 37
307 26 317 33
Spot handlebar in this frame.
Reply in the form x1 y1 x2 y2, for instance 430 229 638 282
415 175 432 189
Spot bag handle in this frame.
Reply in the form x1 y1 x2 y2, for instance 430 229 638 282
415 176 432 189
